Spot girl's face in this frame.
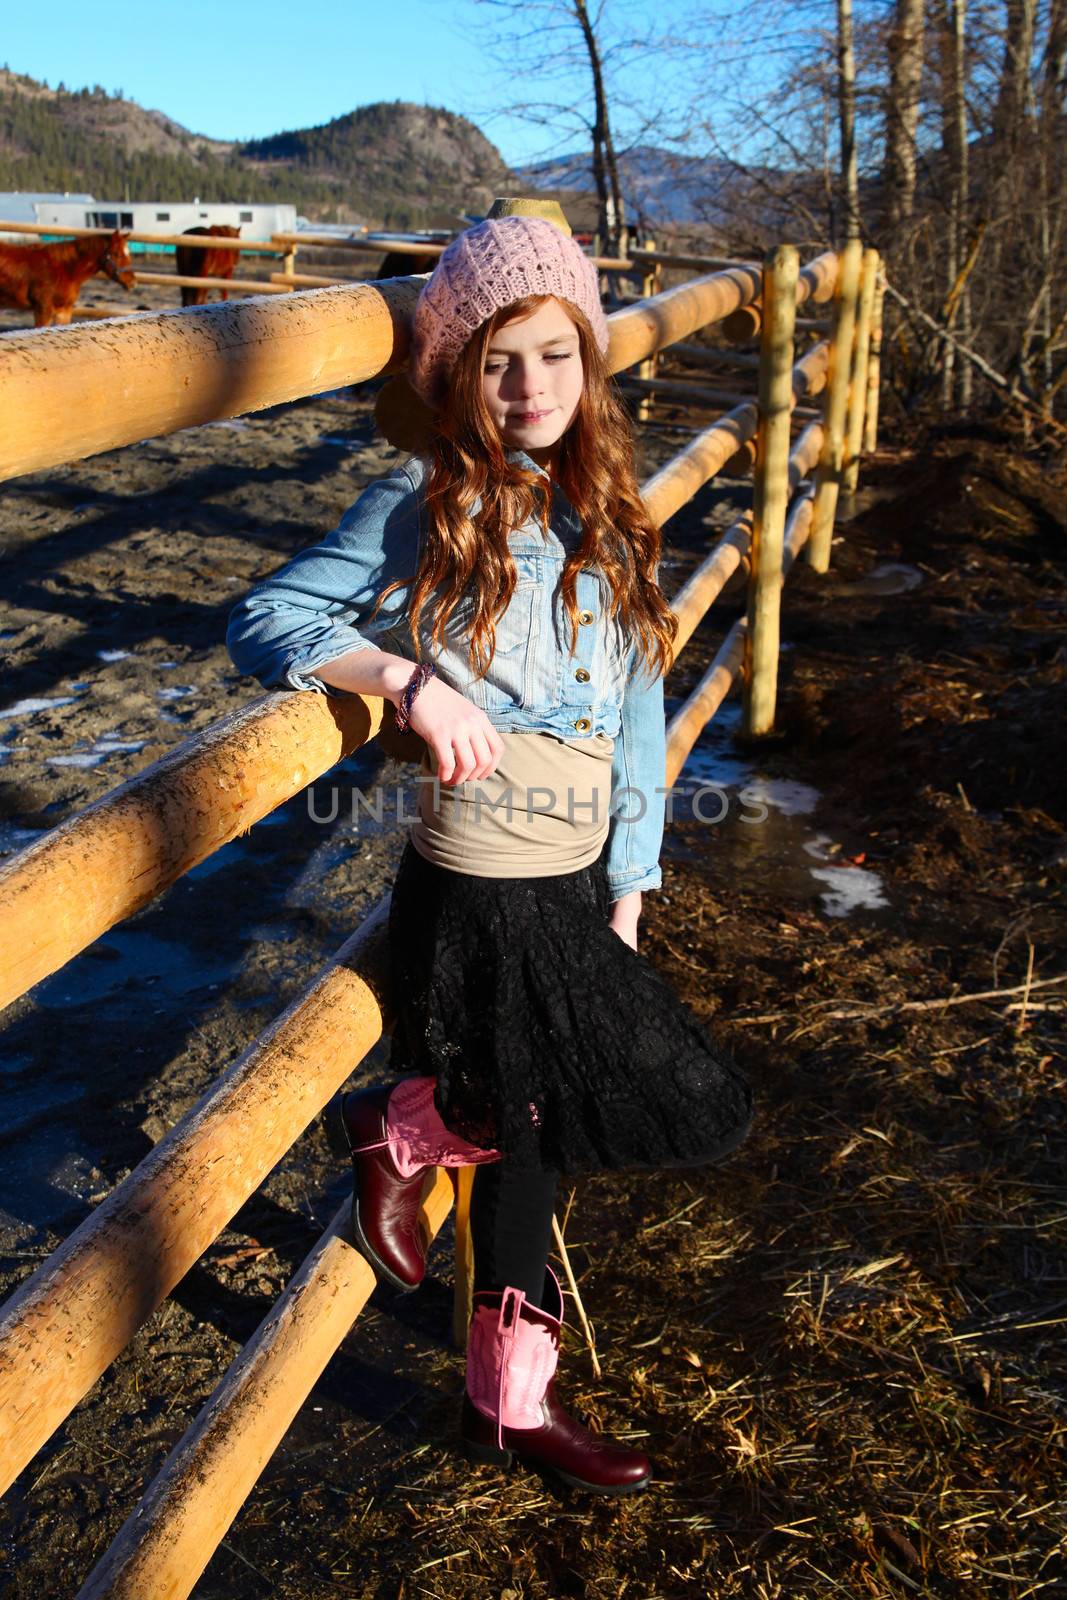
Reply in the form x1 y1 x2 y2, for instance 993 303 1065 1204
480 297 584 466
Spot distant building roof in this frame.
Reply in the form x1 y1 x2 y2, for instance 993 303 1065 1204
0 191 96 222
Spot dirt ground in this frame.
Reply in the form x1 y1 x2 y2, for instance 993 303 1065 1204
0 301 1065 1600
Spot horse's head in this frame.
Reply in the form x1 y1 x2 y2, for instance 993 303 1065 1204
103 230 136 291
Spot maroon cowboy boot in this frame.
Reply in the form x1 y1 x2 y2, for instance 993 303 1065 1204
461 1268 653 1495
325 1085 429 1292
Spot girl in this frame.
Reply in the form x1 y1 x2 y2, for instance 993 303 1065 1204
226 214 754 1497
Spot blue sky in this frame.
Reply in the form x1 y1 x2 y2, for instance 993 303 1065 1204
0 0 764 168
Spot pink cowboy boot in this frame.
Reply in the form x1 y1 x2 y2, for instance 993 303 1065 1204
462 1266 653 1495
325 1076 499 1292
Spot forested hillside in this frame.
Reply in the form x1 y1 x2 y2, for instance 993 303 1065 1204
0 69 510 227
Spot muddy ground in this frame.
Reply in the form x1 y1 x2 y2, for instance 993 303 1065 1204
0 301 1065 1600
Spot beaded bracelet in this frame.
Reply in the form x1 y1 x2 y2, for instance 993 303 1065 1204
393 661 436 733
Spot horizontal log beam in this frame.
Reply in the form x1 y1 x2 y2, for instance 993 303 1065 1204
70 305 135 321
132 271 292 294
0 276 424 481
602 264 760 370
271 234 633 271
642 403 758 527
0 691 379 1010
630 246 759 272
721 257 839 343
0 902 393 1499
669 342 764 370
74 1174 455 1600
621 373 822 420
792 338 831 400
0 221 278 254
620 375 756 408
269 270 359 289
269 231 445 255
635 347 828 526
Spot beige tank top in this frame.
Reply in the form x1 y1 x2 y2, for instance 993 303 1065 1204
408 729 616 878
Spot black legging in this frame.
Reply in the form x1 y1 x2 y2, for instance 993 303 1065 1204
469 1160 559 1308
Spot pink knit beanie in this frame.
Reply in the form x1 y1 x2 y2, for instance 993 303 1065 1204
409 215 609 407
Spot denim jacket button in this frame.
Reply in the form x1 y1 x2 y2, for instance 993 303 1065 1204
574 668 591 683
573 717 591 732
578 610 594 625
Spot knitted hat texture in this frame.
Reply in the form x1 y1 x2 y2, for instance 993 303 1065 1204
409 215 609 406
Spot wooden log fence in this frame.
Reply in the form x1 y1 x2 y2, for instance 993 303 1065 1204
744 244 800 737
130 270 293 295
0 897 393 1497
0 254 833 482
2 219 752 322
0 226 881 1592
1 221 767 279
808 239 865 571
864 262 886 454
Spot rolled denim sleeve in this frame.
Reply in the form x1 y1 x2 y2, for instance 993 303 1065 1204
605 640 666 902
225 466 420 696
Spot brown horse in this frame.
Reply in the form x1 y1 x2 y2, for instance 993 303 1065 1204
175 225 241 306
0 230 135 327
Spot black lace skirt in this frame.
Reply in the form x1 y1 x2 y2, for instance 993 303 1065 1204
385 838 755 1177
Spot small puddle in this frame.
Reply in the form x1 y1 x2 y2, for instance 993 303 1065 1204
666 700 889 919
836 562 924 598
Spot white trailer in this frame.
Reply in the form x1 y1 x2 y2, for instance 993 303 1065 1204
1 196 298 252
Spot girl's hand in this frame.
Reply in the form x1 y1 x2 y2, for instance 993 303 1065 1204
609 891 641 952
404 675 506 785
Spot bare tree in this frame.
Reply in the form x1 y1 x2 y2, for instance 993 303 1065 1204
1041 0 1067 119
883 0 926 232
939 0 972 405
570 0 628 253
992 0 1037 150
837 0 862 239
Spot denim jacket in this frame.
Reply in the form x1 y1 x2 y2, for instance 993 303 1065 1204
225 450 665 901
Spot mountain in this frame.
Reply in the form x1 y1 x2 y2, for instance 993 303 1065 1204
0 69 510 227
517 145 789 238
239 102 510 223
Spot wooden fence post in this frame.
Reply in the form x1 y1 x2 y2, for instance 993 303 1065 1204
743 243 799 737
452 1167 475 1350
842 247 880 500
635 237 661 422
863 259 886 454
807 239 862 572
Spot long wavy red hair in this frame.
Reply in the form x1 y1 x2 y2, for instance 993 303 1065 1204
373 294 677 685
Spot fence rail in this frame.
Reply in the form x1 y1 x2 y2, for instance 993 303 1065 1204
0 216 882 1594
